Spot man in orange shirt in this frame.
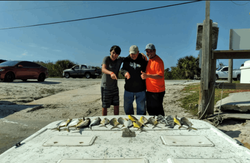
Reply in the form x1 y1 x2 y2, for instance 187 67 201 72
141 43 165 116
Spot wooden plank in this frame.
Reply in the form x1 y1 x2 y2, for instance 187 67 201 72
213 50 250 59
215 83 250 89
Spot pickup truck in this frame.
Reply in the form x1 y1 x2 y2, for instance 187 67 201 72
63 64 102 79
216 66 241 81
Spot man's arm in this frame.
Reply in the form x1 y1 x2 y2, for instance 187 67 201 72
141 71 163 79
102 64 117 80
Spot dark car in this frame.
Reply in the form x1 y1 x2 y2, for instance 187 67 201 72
0 61 48 82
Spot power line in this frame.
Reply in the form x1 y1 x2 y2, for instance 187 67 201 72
0 0 201 30
0 3 84 13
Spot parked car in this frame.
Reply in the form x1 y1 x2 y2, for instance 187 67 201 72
63 64 102 79
216 66 241 81
0 60 48 82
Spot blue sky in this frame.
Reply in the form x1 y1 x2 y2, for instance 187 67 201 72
0 1 249 70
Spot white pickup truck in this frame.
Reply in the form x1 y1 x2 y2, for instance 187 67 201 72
216 66 241 81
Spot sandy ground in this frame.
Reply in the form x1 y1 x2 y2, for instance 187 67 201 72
0 78 249 154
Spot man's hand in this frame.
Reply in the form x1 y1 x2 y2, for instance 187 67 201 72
125 72 130 79
141 53 148 61
141 71 147 80
110 72 117 80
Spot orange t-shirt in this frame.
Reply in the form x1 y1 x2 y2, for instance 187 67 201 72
145 55 165 93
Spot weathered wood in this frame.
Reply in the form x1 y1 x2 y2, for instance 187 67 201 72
215 83 250 89
198 1 212 119
207 58 216 115
213 50 250 59
228 59 233 83
228 29 233 83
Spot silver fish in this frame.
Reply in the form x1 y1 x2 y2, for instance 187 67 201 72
123 118 133 129
89 117 101 130
139 116 148 127
110 118 120 130
118 117 126 127
67 118 83 132
156 115 164 123
52 118 72 131
180 117 197 131
148 117 159 129
76 118 91 129
163 115 175 128
99 118 109 128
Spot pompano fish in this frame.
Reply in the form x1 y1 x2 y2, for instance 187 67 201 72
180 117 197 131
148 117 159 128
110 118 120 130
128 115 138 122
156 115 164 123
118 117 126 127
67 118 83 132
162 115 175 128
139 116 148 127
89 117 101 130
132 120 145 132
52 118 72 131
76 118 91 129
123 118 133 129
174 115 183 129
99 118 109 128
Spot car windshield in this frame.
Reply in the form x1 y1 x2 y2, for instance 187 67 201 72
216 67 222 71
0 61 19 67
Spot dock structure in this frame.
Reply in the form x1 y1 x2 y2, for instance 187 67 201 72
0 115 250 163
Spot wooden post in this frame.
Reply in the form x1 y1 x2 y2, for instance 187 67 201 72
228 29 233 83
198 1 213 119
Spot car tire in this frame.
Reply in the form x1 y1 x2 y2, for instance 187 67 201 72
38 73 45 82
65 73 70 78
85 73 91 79
92 75 96 79
4 72 14 82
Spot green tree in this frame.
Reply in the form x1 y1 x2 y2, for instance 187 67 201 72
170 56 200 79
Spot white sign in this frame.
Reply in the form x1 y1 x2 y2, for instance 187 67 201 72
230 29 250 50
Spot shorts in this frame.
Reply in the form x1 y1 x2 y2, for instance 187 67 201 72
101 87 119 108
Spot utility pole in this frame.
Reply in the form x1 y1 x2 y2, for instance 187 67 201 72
198 1 213 119
228 29 233 83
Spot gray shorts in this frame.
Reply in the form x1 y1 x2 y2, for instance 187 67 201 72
101 87 119 108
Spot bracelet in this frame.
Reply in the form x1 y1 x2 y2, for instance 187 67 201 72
110 72 114 76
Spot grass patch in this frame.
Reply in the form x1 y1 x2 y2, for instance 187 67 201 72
179 81 250 116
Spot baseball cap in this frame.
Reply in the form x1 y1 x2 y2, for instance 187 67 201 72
129 45 139 54
145 43 155 50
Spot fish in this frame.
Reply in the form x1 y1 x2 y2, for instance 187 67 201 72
67 118 83 132
139 116 148 127
76 118 91 129
110 118 120 130
128 115 138 122
148 117 159 129
52 118 72 131
118 117 126 127
89 117 101 130
163 115 175 128
156 115 164 123
174 115 183 129
123 118 133 129
180 117 197 131
132 120 145 132
99 118 110 128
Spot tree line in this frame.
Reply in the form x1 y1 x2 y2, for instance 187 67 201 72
35 55 201 79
